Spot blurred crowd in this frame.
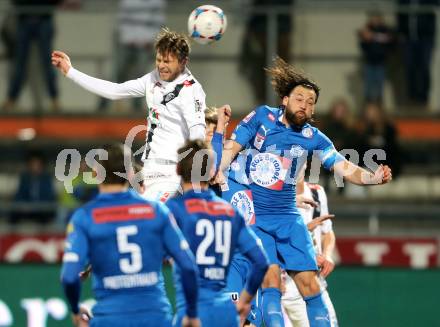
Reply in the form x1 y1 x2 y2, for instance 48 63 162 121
0 0 437 225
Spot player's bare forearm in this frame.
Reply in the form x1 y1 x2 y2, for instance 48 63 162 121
321 231 336 259
219 140 242 172
332 160 392 185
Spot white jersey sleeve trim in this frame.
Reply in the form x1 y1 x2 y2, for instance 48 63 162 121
67 67 148 100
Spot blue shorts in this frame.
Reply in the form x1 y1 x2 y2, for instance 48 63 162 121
221 178 255 225
91 312 172 327
173 295 239 327
253 214 318 271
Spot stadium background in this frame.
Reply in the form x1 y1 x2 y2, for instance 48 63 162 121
0 0 439 326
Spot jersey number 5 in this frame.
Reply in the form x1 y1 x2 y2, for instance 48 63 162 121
116 225 142 274
196 219 232 266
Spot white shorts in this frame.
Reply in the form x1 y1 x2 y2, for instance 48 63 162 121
140 160 181 202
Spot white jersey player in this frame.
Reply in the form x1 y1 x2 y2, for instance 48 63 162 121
52 29 207 201
282 182 339 327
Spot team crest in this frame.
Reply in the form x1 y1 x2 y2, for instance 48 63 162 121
302 127 313 138
290 145 306 158
163 92 176 103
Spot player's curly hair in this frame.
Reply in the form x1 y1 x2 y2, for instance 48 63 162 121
265 57 320 103
155 28 191 63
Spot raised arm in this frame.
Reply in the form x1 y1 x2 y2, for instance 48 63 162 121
332 160 392 185
51 50 147 100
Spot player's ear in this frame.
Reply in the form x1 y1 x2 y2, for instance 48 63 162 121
180 57 188 67
282 96 289 107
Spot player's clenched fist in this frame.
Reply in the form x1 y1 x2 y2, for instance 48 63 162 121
51 50 72 76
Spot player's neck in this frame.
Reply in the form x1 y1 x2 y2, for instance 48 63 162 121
281 114 290 127
182 182 209 193
99 184 129 194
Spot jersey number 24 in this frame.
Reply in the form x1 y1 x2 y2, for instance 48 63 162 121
196 219 232 267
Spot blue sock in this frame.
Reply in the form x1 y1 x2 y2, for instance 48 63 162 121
304 292 331 327
261 287 285 327
247 290 263 326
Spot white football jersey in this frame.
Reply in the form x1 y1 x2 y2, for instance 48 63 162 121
298 183 333 256
67 67 206 163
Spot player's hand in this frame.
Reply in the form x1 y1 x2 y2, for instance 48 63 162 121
236 300 251 326
296 194 317 209
363 164 392 185
236 290 252 325
181 316 201 327
51 50 72 76
307 214 335 232
79 264 92 281
71 306 91 327
317 254 335 278
213 170 227 187
217 104 232 124
380 164 392 184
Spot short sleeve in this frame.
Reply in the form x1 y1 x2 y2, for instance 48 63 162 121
315 130 345 170
231 106 266 146
181 82 206 130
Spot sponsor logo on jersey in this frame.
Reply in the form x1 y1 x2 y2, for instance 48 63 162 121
92 204 155 223
289 145 306 158
242 110 256 123
195 99 203 113
185 199 235 217
229 292 239 302
268 113 275 121
302 127 313 138
249 153 291 190
253 133 265 150
230 190 255 225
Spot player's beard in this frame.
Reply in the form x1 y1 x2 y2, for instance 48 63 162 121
285 109 309 128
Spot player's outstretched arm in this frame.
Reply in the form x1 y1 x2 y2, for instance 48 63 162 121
51 50 146 100
317 230 336 278
332 160 392 185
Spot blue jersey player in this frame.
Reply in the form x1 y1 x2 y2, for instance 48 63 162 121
218 58 392 327
60 143 200 327
166 139 269 327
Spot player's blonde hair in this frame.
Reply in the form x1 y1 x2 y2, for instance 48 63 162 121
265 57 320 102
155 28 191 63
204 106 218 125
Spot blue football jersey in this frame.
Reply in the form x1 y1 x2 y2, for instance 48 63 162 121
61 190 195 317
232 105 344 217
166 189 262 307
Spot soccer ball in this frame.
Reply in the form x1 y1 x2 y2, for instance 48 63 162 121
188 5 227 45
